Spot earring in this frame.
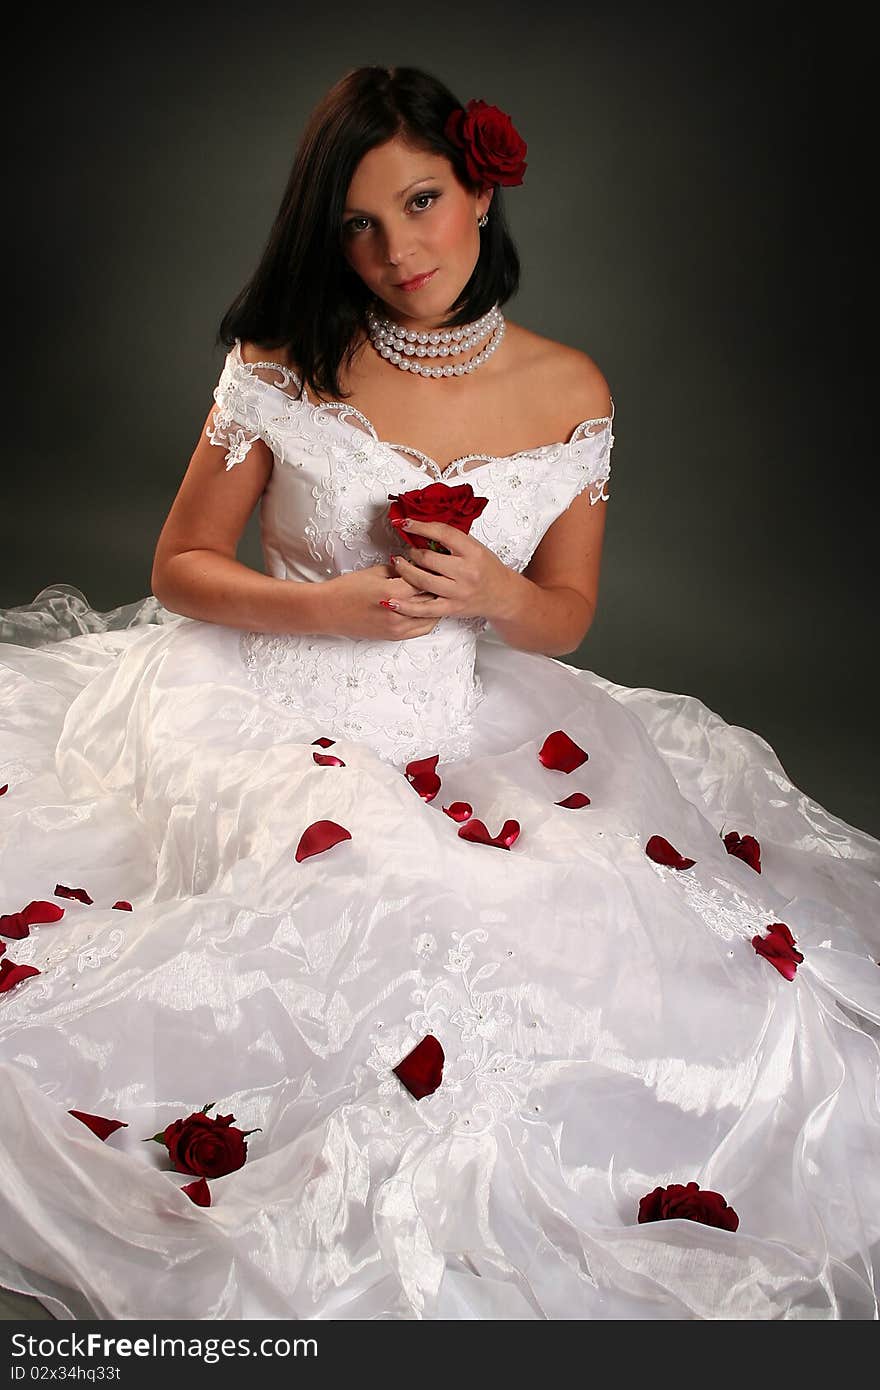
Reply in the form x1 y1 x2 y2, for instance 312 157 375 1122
478 213 489 228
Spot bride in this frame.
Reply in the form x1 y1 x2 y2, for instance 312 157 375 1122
0 64 878 1322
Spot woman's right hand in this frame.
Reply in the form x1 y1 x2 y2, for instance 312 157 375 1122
321 563 442 641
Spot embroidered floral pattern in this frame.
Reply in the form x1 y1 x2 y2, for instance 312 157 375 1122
204 345 614 766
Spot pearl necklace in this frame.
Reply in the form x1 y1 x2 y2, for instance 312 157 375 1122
366 303 505 378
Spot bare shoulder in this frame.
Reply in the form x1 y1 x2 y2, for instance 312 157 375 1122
508 322 612 425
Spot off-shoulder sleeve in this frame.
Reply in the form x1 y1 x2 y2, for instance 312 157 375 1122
205 343 302 471
568 399 614 504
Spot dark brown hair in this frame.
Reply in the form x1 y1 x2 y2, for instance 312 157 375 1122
216 65 521 399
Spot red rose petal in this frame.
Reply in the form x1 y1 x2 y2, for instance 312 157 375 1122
313 752 346 767
404 754 441 802
0 941 5 957
295 819 352 862
556 792 591 809
181 1176 212 1206
443 801 474 822
752 922 804 981
312 737 336 748
68 1109 129 1141
458 817 520 850
392 1034 445 1100
0 959 41 992
723 830 762 873
0 912 29 940
538 730 588 773
54 884 94 904
645 835 696 870
112 901 133 911
0 784 8 795
22 900 65 925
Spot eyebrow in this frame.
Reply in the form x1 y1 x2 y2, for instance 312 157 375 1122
344 176 439 216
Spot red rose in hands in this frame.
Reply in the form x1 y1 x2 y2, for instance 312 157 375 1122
444 99 528 187
638 1181 739 1231
388 481 488 555
154 1104 258 1178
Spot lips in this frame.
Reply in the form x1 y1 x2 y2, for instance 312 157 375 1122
396 269 437 290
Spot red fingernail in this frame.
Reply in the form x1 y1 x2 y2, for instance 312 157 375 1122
391 554 403 564
379 599 398 610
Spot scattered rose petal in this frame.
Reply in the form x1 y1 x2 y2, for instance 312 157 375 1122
752 922 803 981
112 900 133 911
405 754 441 802
295 819 352 862
0 941 5 957
54 884 94 904
458 817 521 850
0 784 7 796
313 752 346 767
638 1181 739 1231
24 900 65 925
68 1109 129 1141
556 792 591 809
181 1177 212 1206
1 900 65 939
0 959 41 992
723 830 762 873
392 1034 445 1099
443 801 473 822
646 835 696 870
538 730 588 773
312 736 336 749
0 912 29 940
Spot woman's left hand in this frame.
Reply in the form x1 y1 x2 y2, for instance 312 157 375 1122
386 520 519 622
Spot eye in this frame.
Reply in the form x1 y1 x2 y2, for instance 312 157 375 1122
344 191 440 235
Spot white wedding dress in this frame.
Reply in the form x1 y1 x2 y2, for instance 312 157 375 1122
1 341 878 1321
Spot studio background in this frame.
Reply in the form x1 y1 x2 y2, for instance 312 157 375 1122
5 3 875 836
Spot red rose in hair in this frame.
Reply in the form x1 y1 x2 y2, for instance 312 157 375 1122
444 99 527 187
638 1181 739 1232
149 1103 259 1178
388 481 488 556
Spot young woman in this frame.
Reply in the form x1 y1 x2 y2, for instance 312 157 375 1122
0 65 877 1322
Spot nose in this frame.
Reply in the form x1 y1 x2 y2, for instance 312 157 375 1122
382 223 418 268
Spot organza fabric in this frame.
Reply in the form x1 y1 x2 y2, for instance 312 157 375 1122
0 344 877 1321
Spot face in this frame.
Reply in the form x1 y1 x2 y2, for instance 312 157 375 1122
340 134 493 331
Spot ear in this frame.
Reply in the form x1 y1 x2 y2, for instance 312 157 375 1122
478 186 495 219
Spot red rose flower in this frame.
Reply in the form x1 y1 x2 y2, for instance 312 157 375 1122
444 99 528 187
387 481 488 555
151 1104 258 1179
638 1181 739 1231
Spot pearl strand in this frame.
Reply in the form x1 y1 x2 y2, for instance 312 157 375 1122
366 304 505 378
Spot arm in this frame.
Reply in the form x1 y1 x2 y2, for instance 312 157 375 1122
152 405 327 634
152 401 432 641
489 355 611 657
391 360 611 656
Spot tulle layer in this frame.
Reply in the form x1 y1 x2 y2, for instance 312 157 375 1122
1 586 878 1320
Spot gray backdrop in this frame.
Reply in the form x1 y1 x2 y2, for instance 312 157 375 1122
5 2 876 841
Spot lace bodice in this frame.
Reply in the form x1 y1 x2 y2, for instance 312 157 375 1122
204 339 614 767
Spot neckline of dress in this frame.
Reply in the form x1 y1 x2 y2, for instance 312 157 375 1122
230 338 613 482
